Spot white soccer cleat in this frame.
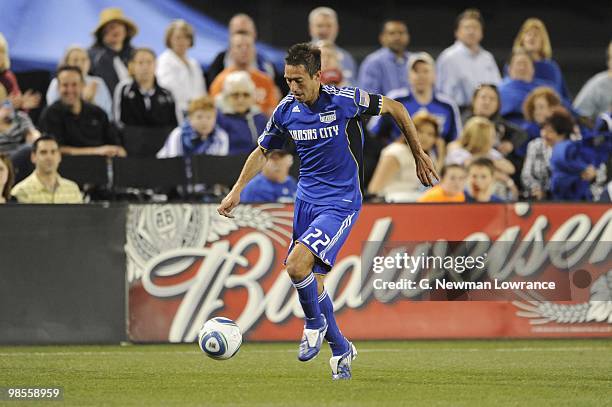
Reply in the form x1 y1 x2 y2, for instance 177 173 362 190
297 315 328 362
330 341 357 380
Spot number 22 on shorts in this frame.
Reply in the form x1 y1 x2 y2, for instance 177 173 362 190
302 228 330 253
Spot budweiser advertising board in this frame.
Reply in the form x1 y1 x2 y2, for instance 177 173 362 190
126 203 612 342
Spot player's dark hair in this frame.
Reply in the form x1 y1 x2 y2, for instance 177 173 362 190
56 65 84 82
455 8 484 31
285 43 321 77
32 134 59 153
468 157 495 175
440 164 466 178
544 107 575 139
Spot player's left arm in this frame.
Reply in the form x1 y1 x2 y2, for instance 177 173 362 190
379 96 440 186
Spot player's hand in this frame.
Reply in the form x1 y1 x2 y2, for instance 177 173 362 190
217 190 240 218
414 149 439 187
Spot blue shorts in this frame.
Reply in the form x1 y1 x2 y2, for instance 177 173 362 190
286 198 360 275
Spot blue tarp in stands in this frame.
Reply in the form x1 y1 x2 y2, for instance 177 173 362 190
0 0 285 72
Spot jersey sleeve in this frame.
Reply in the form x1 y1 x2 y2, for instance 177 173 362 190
350 87 383 117
257 107 287 153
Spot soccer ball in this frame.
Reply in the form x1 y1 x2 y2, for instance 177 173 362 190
197 317 242 360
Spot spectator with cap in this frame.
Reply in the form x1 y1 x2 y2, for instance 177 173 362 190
216 71 267 155
0 33 41 112
369 52 461 144
11 135 82 204
46 45 113 119
573 41 612 121
39 66 125 158
208 33 279 116
206 14 285 94
509 18 570 100
113 48 178 129
156 19 207 118
435 8 501 110
88 7 138 95
358 20 411 95
240 150 297 203
308 6 357 85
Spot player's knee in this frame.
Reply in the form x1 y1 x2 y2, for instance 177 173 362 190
286 245 313 281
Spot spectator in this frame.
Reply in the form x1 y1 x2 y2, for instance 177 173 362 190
573 41 612 120
308 7 357 85
46 46 113 119
157 20 206 117
435 8 501 110
417 164 466 203
549 107 596 200
0 88 39 156
499 49 556 125
216 71 267 155
157 95 229 157
510 18 570 100
358 20 411 95
462 84 527 158
88 7 137 95
465 157 505 202
0 153 15 203
38 66 125 157
368 112 441 202
521 107 570 200
0 33 41 111
209 33 279 116
369 52 461 143
240 150 297 203
521 86 563 146
318 40 345 87
113 48 178 128
206 14 285 94
11 135 82 203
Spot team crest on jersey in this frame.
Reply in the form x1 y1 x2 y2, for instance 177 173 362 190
319 110 336 124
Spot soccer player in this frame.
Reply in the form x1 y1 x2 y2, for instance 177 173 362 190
217 43 437 380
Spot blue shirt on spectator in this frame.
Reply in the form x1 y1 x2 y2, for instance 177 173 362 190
550 139 592 200
503 59 570 101
216 110 268 155
240 173 297 203
498 77 554 125
464 190 505 202
368 87 462 143
358 48 410 95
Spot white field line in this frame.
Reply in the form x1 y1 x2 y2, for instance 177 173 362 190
0 347 607 357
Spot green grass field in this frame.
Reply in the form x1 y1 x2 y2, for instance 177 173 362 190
1 340 611 406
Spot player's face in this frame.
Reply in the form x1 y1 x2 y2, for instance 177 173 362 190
416 122 437 151
473 87 499 118
32 140 61 175
381 22 409 53
455 18 482 48
508 54 534 82
468 166 494 194
409 62 435 92
189 109 216 137
58 70 83 106
533 96 553 124
310 15 338 42
285 64 321 104
442 167 467 195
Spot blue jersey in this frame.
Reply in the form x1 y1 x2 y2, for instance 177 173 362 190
258 85 383 210
240 173 297 203
368 87 461 143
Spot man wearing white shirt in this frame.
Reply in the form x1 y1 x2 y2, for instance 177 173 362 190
436 8 501 110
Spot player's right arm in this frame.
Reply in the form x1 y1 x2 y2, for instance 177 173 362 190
217 148 267 218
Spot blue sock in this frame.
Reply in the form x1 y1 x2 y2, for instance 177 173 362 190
292 272 324 329
318 290 349 356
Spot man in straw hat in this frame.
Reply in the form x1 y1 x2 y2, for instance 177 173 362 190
88 7 138 94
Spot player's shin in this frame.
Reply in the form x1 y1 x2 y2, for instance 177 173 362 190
318 290 349 356
292 272 325 329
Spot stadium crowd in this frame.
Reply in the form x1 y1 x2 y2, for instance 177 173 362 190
0 6 610 204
